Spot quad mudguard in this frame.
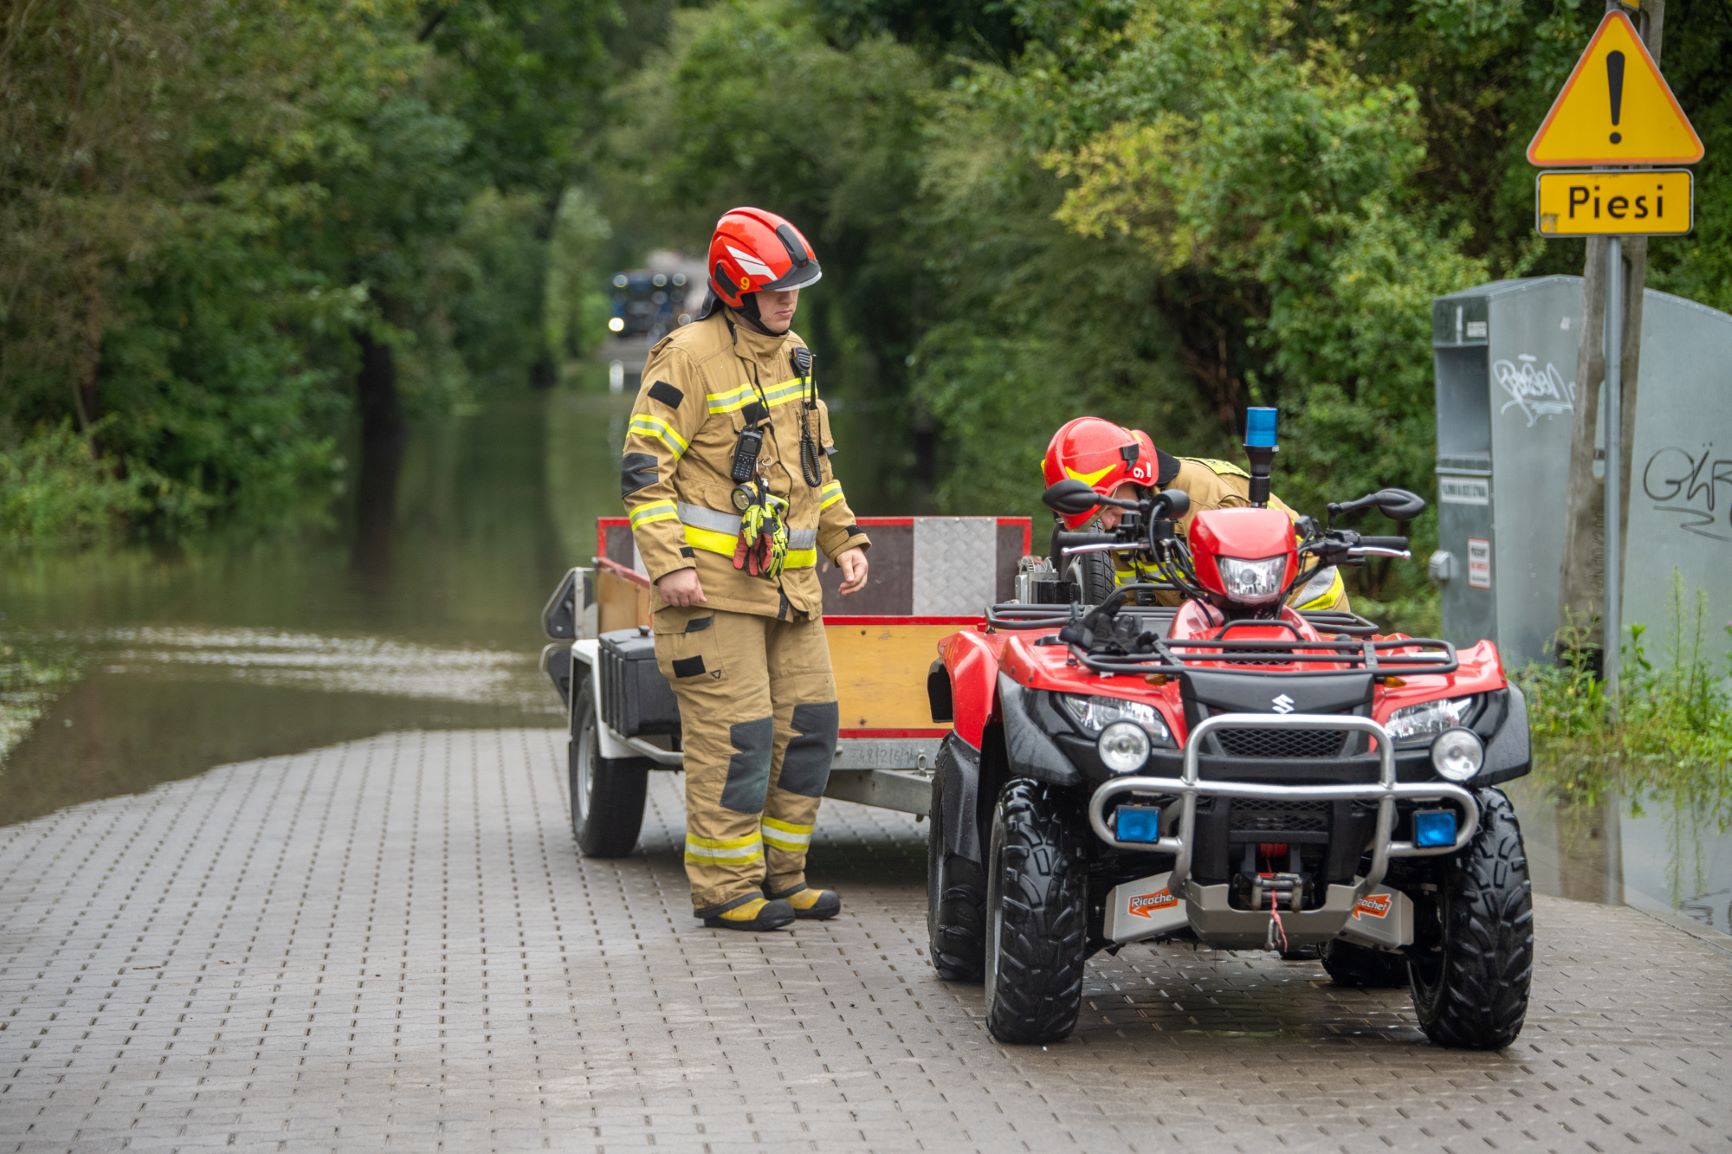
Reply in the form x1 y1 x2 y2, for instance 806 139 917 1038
929 629 1083 867
997 674 1081 789
935 732 985 864
1475 684 1532 785
928 629 999 747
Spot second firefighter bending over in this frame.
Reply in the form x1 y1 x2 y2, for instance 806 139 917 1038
621 206 871 932
1041 416 1348 611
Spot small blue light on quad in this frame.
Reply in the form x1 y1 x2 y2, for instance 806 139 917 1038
1413 809 1458 848
1245 407 1279 449
1114 805 1163 844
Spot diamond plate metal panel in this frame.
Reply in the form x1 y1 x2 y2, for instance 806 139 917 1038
912 517 1000 614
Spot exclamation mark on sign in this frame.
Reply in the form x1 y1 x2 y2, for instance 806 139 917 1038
1607 50 1625 144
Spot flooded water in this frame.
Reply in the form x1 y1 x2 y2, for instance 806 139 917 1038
0 382 609 825
1511 773 1732 938
1 355 1727 937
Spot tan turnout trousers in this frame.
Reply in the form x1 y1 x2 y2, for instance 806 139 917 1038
651 604 838 915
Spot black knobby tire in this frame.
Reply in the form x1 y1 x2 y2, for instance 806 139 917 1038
569 691 649 858
1408 788 1535 1049
983 780 1088 1044
1050 520 1117 606
1070 552 1116 606
1321 940 1409 987
927 747 986 981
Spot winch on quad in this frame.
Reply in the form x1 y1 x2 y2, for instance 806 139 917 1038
925 407 1535 1051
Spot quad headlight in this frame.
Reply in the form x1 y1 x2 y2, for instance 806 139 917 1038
1215 555 1288 604
1057 694 1172 745
1430 727 1485 782
1098 722 1151 773
1385 696 1478 745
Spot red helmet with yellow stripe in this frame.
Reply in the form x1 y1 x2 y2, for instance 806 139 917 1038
1041 416 1158 529
706 207 823 309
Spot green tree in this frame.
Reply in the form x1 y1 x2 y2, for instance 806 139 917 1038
606 0 937 497
1 0 622 542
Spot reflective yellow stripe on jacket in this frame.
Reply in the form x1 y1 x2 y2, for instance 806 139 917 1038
630 500 679 529
629 414 689 459
705 377 808 415
675 501 819 569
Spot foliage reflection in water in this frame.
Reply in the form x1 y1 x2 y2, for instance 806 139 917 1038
1515 578 1732 936
0 380 627 824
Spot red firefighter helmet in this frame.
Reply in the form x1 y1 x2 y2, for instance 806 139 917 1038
1041 417 1159 529
705 207 822 309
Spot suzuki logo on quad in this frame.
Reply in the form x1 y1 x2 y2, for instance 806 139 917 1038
1271 694 1296 714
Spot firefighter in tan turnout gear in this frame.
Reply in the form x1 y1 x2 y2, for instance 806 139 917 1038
622 207 870 931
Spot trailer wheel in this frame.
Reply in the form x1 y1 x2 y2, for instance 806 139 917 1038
1408 788 1534 1049
570 690 648 858
927 748 986 981
984 780 1087 1044
1068 553 1116 606
1051 521 1115 605
1321 940 1408 987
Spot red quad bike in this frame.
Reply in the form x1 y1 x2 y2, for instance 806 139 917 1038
925 408 1535 1049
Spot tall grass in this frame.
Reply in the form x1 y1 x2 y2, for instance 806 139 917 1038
1520 572 1732 830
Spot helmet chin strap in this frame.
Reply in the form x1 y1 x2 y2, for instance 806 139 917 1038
734 292 788 336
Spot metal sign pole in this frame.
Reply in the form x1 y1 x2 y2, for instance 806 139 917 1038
1604 236 1623 715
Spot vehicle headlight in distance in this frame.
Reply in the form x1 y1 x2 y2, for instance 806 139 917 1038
1385 696 1477 744
1430 727 1484 782
1216 556 1287 605
1098 722 1151 774
607 316 625 333
1057 694 1172 745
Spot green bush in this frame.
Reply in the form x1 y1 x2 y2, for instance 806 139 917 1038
1521 573 1732 824
0 421 147 546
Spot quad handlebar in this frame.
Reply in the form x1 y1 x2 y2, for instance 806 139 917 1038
1050 530 1125 554
1042 473 1424 620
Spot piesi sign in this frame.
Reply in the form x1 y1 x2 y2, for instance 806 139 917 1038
1536 170 1692 237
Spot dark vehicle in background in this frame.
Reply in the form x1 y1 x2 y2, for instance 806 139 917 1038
608 269 690 341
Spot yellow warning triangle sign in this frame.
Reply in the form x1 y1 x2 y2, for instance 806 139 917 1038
1528 11 1703 167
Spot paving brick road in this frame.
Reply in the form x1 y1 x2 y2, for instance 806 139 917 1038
2 728 1729 1153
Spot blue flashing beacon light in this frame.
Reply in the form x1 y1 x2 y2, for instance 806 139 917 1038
1245 407 1279 450
1243 407 1278 507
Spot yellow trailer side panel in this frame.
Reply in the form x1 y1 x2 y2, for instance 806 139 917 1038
826 622 960 732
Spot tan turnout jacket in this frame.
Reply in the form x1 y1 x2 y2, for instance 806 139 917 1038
1166 456 1299 531
622 310 870 618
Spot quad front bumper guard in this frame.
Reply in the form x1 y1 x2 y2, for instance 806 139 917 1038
1086 713 1480 892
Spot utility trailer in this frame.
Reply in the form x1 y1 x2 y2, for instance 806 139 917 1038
539 515 1032 856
